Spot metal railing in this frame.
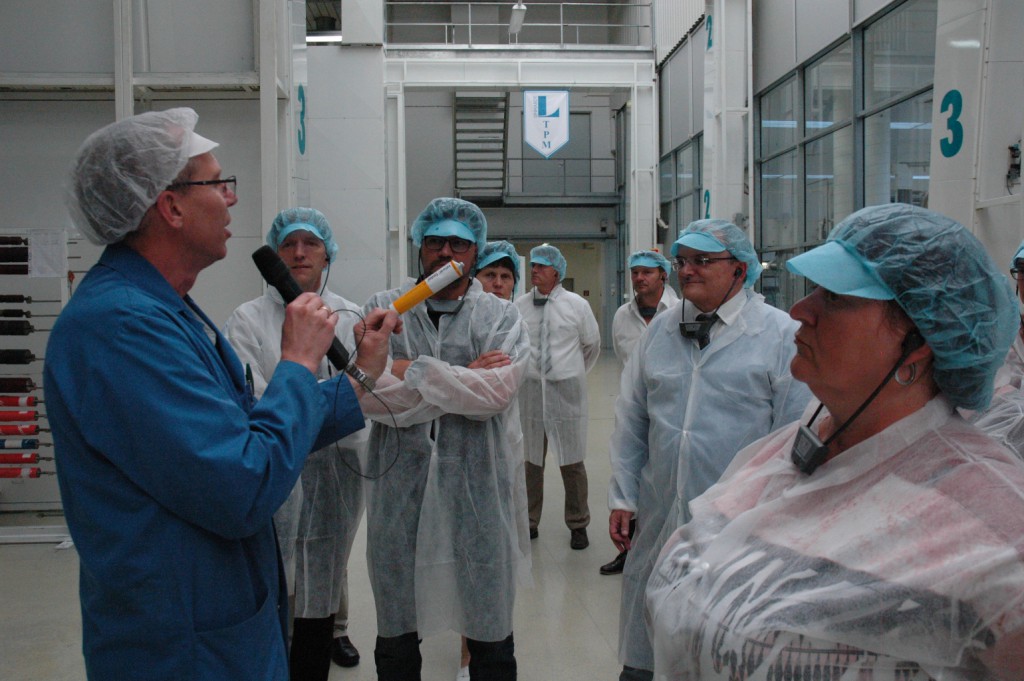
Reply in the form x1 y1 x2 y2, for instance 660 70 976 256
385 1 653 48
506 155 617 196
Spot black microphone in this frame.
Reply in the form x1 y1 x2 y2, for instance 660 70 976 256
251 245 355 377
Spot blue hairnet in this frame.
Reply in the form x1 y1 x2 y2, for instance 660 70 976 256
1012 239 1024 267
477 240 520 283
266 207 338 262
410 197 487 253
530 243 567 280
628 249 671 275
66 108 218 245
807 203 1017 411
671 219 763 288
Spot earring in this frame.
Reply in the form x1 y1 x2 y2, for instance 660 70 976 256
894 363 917 386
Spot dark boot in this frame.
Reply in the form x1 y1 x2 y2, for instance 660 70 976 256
374 632 422 681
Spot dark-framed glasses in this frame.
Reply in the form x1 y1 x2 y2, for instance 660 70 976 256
423 235 473 253
167 176 237 196
1011 268 1024 281
672 255 736 270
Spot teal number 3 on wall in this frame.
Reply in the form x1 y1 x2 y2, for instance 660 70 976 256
939 89 963 159
297 84 307 155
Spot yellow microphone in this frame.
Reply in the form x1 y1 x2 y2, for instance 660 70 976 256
390 261 465 314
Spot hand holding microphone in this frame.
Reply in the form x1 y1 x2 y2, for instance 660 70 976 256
252 245 399 392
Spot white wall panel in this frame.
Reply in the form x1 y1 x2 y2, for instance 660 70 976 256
854 0 894 25
654 0 704 65
753 0 796 92
139 0 255 73
0 0 113 74
307 46 388 304
796 0 850 64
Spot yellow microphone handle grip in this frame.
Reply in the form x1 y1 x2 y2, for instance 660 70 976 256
389 261 465 314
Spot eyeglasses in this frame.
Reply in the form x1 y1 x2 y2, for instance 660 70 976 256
167 176 237 196
672 255 736 270
1011 268 1024 281
422 236 473 253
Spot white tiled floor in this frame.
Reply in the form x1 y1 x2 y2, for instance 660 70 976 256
0 355 627 681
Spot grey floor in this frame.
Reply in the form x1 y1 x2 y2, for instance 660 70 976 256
0 355 626 681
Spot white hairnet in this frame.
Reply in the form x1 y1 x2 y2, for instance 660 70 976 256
66 108 216 245
267 207 339 262
410 197 488 253
530 243 567 280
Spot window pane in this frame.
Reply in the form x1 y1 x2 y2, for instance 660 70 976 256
864 91 932 207
760 151 798 249
678 194 696 231
805 41 852 134
804 126 854 243
678 143 695 195
760 78 797 157
660 156 674 200
864 0 937 107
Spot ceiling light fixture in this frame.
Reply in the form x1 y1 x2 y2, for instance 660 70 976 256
509 2 527 35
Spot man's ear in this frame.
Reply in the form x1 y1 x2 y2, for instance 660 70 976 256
153 190 186 228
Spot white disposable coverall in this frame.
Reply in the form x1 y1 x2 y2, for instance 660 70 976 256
611 286 679 363
608 290 810 672
515 283 601 467
224 287 366 618
648 395 1024 681
360 278 531 641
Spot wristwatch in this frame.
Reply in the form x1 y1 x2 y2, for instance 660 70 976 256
346 364 376 392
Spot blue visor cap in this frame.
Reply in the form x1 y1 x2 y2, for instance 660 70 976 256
478 251 515 271
630 255 667 271
276 223 324 245
786 240 896 300
531 255 556 268
1013 241 1024 267
422 218 477 245
670 231 728 256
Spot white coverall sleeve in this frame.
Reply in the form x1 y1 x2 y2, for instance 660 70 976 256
578 298 601 372
607 343 649 511
224 303 273 398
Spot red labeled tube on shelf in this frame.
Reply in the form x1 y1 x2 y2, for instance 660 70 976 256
0 467 41 478
0 410 36 421
0 424 39 435
0 396 36 407
0 452 38 464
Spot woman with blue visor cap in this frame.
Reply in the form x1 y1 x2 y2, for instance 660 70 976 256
646 204 1024 680
476 240 520 301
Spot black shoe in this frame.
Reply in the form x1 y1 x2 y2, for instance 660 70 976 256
529 527 538 540
331 635 360 668
599 551 628 575
570 528 589 550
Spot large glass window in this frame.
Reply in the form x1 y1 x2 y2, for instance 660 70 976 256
755 0 937 310
864 0 937 107
805 42 852 134
659 137 702 247
760 78 797 157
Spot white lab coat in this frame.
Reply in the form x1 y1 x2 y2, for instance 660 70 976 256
224 287 367 618
515 284 601 467
648 395 1024 681
611 286 679 363
359 279 532 641
608 290 811 671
